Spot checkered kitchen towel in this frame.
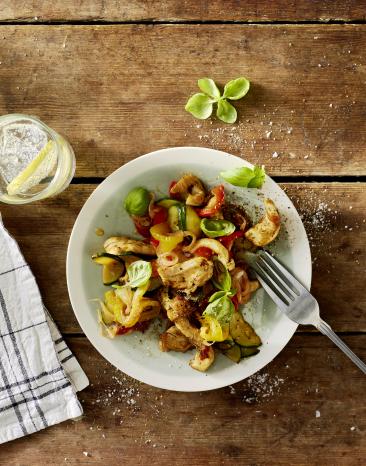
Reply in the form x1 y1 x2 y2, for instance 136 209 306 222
0 217 89 444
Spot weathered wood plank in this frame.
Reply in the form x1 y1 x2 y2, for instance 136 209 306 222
2 335 366 465
0 183 365 333
0 25 365 176
1 1 365 22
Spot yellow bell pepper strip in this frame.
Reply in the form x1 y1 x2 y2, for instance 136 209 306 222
104 290 125 324
150 222 184 254
200 315 229 342
117 282 149 328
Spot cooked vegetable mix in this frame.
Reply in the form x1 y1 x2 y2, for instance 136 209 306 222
92 170 281 372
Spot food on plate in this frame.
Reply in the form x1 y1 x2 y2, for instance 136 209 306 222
92 171 281 372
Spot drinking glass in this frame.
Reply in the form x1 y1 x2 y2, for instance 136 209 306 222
0 114 75 204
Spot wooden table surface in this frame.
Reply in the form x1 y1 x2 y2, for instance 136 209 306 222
0 2 365 465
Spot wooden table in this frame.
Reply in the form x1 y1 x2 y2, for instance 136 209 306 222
0 2 365 464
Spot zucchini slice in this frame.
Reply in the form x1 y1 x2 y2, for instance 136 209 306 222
186 206 201 237
217 340 235 351
223 344 241 363
157 198 180 209
229 312 262 347
168 204 186 231
240 347 260 358
92 252 125 265
102 260 125 285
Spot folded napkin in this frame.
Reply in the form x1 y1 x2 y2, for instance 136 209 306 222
0 216 88 444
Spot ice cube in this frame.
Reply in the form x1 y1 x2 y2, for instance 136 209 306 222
0 123 48 183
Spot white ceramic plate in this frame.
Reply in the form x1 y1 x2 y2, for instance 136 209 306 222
67 147 311 392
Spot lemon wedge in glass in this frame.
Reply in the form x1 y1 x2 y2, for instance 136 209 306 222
6 140 57 196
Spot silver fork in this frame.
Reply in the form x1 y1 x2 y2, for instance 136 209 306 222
251 250 366 374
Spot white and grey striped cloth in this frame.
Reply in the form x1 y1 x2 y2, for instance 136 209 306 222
0 216 88 444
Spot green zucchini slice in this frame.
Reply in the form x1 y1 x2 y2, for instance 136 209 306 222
92 252 125 265
223 344 241 363
157 198 180 209
102 261 125 285
217 340 235 351
229 312 262 347
168 204 186 231
240 347 260 358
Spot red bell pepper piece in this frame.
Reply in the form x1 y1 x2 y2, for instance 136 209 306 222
116 320 151 335
194 246 213 259
132 215 151 238
199 346 211 360
231 294 239 311
196 185 225 218
151 206 168 225
150 238 160 248
219 230 244 251
150 259 159 277
169 181 180 200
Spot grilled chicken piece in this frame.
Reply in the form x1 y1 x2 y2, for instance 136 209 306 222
245 199 280 247
170 174 206 206
157 257 213 293
189 346 215 372
158 290 214 371
159 289 194 321
159 325 193 352
104 236 155 256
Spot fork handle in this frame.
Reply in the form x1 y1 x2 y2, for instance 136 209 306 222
316 319 366 374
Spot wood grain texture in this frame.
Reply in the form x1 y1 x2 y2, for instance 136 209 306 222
2 335 365 465
0 25 365 176
0 183 365 334
1 0 366 22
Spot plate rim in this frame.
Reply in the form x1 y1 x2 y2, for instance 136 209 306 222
66 146 312 391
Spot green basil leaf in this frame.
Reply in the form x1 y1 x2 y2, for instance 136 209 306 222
201 218 235 238
124 187 150 216
247 165 266 188
220 165 266 188
185 93 214 119
203 295 234 325
208 290 228 303
216 99 237 124
197 78 221 100
125 260 152 288
212 258 232 292
223 77 250 101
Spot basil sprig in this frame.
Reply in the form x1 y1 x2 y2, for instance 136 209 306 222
185 77 250 124
200 219 235 238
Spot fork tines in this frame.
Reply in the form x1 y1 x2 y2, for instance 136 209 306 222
252 250 306 310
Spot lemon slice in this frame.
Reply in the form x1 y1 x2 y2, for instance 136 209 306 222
6 140 57 196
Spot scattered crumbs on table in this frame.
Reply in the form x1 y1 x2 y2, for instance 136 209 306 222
229 385 236 395
350 426 356 431
272 151 279 158
315 410 321 418
83 451 89 457
238 372 285 403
